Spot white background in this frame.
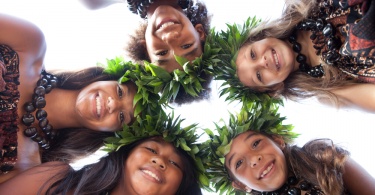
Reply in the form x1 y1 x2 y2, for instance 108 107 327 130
1 0 374 193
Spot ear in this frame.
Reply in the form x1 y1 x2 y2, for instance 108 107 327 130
194 24 206 41
232 181 252 193
271 135 286 150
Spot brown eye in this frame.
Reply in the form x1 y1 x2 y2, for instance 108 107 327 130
117 85 123 98
256 71 262 82
146 147 157 154
119 112 125 124
235 159 243 169
181 44 192 49
156 50 168 56
250 50 255 59
252 140 261 148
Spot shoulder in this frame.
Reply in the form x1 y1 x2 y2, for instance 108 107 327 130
0 161 70 195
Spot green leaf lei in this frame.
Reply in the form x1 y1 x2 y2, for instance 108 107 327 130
205 101 298 194
209 17 283 108
103 108 212 190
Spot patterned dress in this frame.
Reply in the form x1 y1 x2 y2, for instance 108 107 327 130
317 0 375 82
0 44 20 174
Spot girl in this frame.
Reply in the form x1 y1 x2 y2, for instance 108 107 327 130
0 110 208 195
207 106 375 194
0 13 138 180
212 0 375 112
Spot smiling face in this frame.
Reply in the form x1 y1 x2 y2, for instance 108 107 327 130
123 137 184 195
236 38 298 88
225 131 288 192
145 5 206 72
75 81 136 132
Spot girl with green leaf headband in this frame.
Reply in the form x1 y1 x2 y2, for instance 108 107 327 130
211 0 375 112
0 109 211 195
206 103 375 194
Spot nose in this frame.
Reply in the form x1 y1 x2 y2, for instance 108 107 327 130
162 31 181 44
261 55 269 68
107 96 120 114
152 158 166 170
250 155 262 168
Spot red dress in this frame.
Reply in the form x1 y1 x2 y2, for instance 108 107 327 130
0 44 20 174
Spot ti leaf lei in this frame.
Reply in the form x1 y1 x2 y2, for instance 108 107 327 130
204 101 298 194
210 17 283 109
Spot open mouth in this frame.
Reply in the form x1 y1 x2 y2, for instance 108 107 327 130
95 94 101 117
272 49 280 71
156 19 179 31
260 163 274 178
142 169 161 182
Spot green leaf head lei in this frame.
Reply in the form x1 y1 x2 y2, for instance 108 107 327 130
209 17 283 107
205 101 298 194
103 108 212 191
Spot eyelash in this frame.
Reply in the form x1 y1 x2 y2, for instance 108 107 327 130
253 139 261 148
235 159 243 169
256 71 262 82
250 49 255 59
156 50 168 56
181 44 192 49
117 85 123 98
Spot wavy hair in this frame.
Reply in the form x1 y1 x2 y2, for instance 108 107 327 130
42 137 202 195
241 0 359 105
228 137 349 194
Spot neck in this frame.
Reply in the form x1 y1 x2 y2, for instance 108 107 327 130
44 88 81 129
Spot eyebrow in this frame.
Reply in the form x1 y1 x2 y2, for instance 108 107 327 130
227 132 256 168
182 46 199 58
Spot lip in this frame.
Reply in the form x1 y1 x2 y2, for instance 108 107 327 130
141 167 164 184
258 160 275 180
271 49 281 71
156 18 180 31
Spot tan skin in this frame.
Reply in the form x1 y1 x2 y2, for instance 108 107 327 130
236 31 375 113
0 138 184 195
226 131 375 194
0 14 136 183
145 1 206 73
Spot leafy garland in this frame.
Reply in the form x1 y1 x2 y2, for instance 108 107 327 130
204 101 298 194
210 17 283 108
102 35 220 106
103 109 212 191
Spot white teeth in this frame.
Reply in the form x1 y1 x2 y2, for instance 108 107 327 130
273 53 279 65
159 22 175 30
143 170 161 182
260 163 274 178
96 96 101 116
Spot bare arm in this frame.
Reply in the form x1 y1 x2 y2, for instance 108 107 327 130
331 83 375 113
343 158 375 194
0 13 46 62
0 162 70 194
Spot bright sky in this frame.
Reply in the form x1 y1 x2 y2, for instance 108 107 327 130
1 0 374 193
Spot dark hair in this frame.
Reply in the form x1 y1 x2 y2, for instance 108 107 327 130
227 135 349 195
43 137 202 195
125 0 211 63
42 67 136 162
49 66 118 90
42 129 113 163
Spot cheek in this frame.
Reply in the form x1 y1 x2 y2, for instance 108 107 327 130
96 117 120 132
